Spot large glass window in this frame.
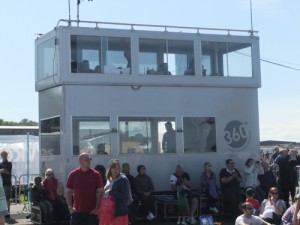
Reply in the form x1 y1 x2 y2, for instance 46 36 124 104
40 117 60 156
201 41 252 77
71 35 131 74
183 117 216 153
139 39 194 76
37 37 57 80
119 117 175 154
72 117 111 155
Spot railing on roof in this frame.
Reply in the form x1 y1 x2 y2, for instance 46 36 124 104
56 19 258 36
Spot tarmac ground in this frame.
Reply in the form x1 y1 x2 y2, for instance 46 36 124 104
5 203 33 225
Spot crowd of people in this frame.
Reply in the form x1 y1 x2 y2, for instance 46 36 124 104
1 145 300 225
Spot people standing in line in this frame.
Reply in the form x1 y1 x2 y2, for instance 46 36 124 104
170 165 198 224
0 175 8 225
0 151 12 218
243 158 265 203
162 121 176 153
99 159 131 225
66 153 104 225
122 163 137 224
31 176 54 222
135 165 155 221
259 187 286 224
219 159 242 218
235 202 271 225
176 178 189 225
199 162 219 214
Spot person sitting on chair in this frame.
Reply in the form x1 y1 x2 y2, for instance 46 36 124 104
31 176 54 222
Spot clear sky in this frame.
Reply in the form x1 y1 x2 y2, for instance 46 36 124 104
0 0 299 142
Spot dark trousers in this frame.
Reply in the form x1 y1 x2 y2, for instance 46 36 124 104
222 188 241 216
137 194 156 214
204 190 218 208
279 179 295 208
70 212 98 225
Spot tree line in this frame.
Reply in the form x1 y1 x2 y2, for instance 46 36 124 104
0 118 38 126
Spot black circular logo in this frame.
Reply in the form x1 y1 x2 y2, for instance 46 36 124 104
224 120 249 149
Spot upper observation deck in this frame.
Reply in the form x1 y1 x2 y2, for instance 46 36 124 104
35 19 260 91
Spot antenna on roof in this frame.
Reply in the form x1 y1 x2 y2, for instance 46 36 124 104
68 0 71 25
249 0 254 35
76 0 93 26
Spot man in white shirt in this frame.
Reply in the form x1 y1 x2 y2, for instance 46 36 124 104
235 202 271 225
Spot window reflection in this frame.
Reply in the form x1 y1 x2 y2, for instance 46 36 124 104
71 35 131 74
202 41 252 77
40 116 60 156
37 37 57 80
119 117 175 154
139 39 194 76
72 117 111 155
183 117 216 153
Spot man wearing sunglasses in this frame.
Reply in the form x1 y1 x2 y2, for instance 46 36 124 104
235 202 271 225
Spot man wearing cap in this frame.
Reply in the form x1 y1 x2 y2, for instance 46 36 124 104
66 153 103 225
0 151 12 218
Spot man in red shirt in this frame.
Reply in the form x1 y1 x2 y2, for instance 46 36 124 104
66 153 103 225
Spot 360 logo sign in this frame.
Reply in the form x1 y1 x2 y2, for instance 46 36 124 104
224 120 250 151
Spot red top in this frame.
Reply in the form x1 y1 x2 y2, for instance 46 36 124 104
246 197 260 209
66 167 103 212
42 178 58 201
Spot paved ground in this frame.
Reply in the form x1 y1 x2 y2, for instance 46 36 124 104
5 203 33 225
5 203 233 225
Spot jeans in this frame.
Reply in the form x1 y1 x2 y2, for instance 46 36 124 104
70 212 98 225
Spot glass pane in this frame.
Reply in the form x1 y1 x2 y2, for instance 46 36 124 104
139 39 166 75
103 37 131 74
202 41 252 77
40 117 60 156
37 37 56 80
167 40 194 76
72 117 111 155
183 117 216 153
119 117 175 154
224 43 252 77
71 35 101 73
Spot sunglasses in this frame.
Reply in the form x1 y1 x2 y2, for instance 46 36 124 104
246 207 253 210
270 192 278 195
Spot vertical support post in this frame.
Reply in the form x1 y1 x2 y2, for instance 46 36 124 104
26 132 30 210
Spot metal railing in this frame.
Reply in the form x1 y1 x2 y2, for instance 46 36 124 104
56 19 258 36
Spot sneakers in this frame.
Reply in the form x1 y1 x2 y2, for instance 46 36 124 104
177 220 181 225
209 207 219 214
187 217 197 225
181 220 187 225
146 212 155 221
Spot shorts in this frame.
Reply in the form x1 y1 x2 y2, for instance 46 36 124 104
3 186 11 199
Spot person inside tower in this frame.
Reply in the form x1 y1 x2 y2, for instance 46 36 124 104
157 62 171 75
97 143 108 154
78 60 94 73
162 121 176 153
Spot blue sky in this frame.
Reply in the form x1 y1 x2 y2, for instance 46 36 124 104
0 0 299 141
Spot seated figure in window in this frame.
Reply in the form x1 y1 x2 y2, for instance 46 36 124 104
78 60 94 73
157 63 171 75
162 121 176 153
